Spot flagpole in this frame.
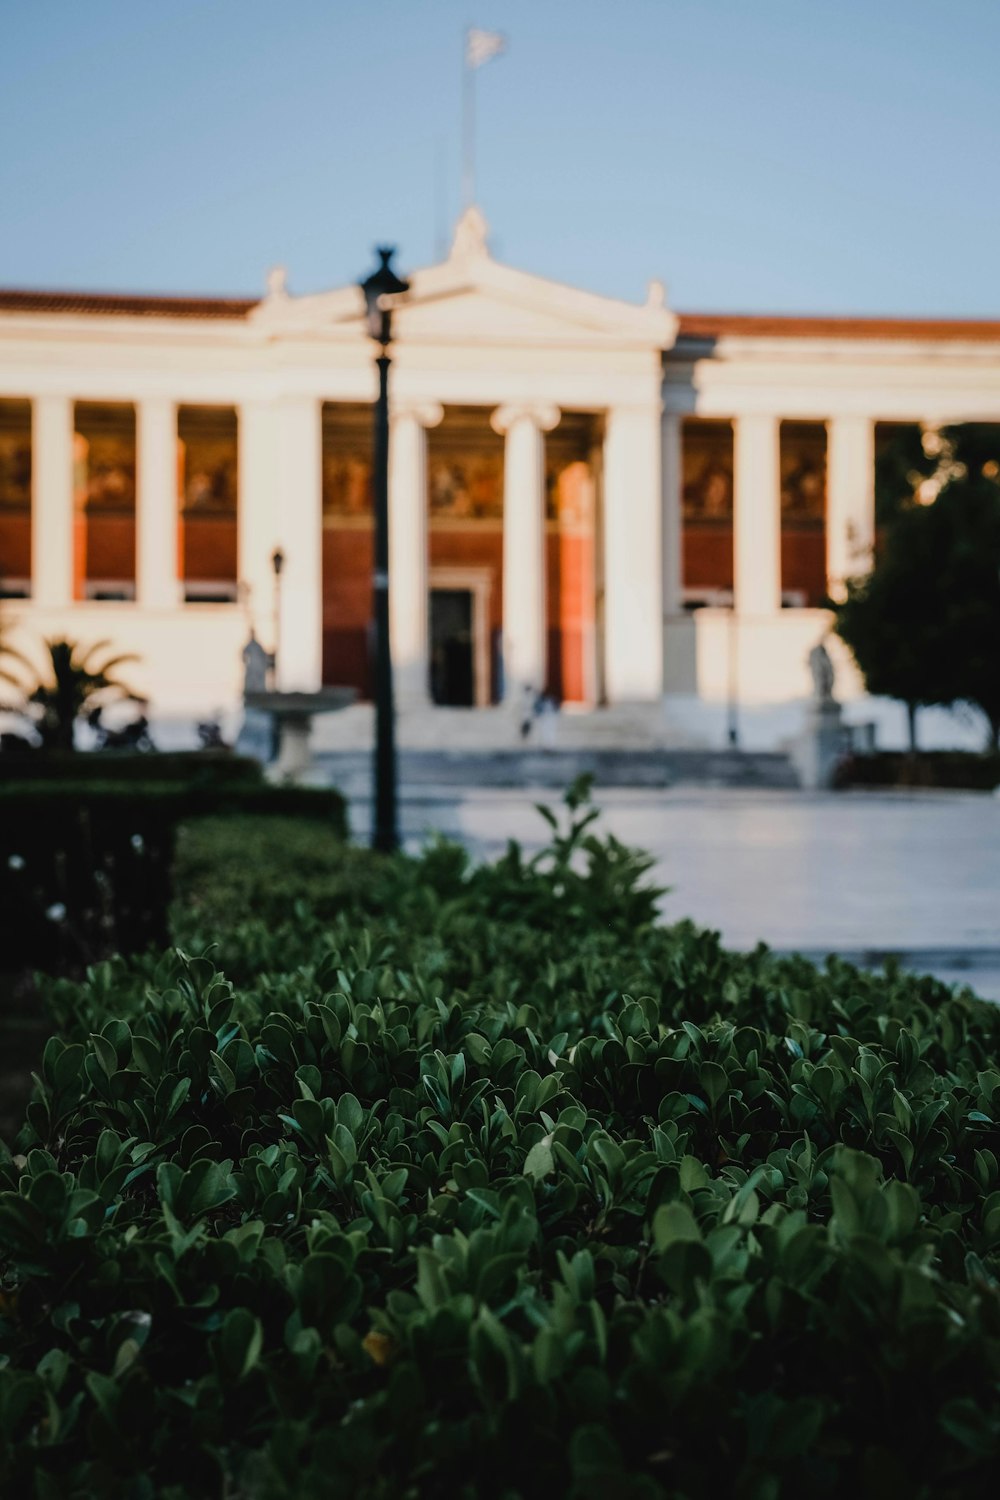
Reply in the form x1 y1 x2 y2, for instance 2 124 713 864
462 27 475 209
434 136 447 261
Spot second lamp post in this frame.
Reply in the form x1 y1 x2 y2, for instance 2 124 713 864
360 246 410 853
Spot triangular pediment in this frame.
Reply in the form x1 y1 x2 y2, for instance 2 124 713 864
250 211 676 351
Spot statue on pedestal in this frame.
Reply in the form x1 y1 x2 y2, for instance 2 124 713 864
236 628 277 761
242 628 274 695
791 636 846 790
808 639 837 705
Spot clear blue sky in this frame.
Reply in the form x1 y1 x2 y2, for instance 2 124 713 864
3 0 999 316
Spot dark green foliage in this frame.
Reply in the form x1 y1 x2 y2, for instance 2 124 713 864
3 784 1000 1497
0 782 346 971
836 424 1000 750
873 421 933 526
835 750 1000 791
0 751 265 785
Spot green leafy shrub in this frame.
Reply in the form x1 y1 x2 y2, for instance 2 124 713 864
2 784 1000 1497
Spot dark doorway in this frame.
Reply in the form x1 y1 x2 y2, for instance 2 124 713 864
430 589 474 706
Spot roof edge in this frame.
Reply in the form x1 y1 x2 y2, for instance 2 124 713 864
676 311 1000 342
0 289 259 320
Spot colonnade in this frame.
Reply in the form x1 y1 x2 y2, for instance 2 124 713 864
18 392 666 707
18 395 880 703
660 410 877 616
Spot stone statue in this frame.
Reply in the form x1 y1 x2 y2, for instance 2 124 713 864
237 629 276 763
791 638 844 789
242 628 274 696
450 204 490 261
265 264 289 301
808 640 836 704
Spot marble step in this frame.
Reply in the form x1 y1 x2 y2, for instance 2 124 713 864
312 747 799 791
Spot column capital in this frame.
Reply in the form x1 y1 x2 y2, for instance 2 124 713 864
490 402 560 436
391 400 444 430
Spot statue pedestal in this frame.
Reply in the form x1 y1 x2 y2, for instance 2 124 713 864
235 708 275 762
272 711 313 780
790 699 846 790
243 689 355 782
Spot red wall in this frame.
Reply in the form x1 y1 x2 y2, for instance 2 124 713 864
684 522 827 606
781 525 827 606
548 529 593 702
323 521 595 703
323 526 374 695
78 514 136 590
684 524 734 591
0 512 30 580
179 516 237 583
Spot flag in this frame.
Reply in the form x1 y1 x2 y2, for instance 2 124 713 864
466 27 507 69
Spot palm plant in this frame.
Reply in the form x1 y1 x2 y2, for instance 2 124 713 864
0 618 31 713
26 638 141 751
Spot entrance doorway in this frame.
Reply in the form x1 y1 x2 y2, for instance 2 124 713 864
430 589 475 706
428 568 492 706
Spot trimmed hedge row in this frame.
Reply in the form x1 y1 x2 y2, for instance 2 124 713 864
835 751 1000 791
0 781 347 970
0 751 265 786
2 787 1000 1497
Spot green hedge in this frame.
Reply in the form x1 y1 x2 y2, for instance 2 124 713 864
835 750 1000 791
0 782 347 971
0 750 266 786
2 785 1000 1496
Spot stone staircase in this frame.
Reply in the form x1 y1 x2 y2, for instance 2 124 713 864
309 701 704 753
312 746 799 792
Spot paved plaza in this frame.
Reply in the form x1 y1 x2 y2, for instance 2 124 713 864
344 785 1000 1001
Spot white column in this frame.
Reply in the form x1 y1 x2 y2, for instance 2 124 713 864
733 414 781 615
661 408 684 617
826 415 874 600
238 400 279 646
136 398 180 609
31 395 74 607
275 397 323 692
603 403 663 702
389 401 442 708
492 402 560 704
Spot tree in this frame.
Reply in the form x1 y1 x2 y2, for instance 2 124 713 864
23 638 141 751
835 425 1000 751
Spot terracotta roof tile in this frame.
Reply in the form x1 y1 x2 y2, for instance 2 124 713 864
676 312 1000 342
0 289 258 319
3 289 999 342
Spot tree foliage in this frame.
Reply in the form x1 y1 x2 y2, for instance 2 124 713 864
836 425 1000 749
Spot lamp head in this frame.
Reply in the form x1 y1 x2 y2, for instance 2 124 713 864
360 246 410 347
271 547 285 578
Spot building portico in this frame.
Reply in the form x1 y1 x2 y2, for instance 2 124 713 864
0 210 675 738
4 224 1000 749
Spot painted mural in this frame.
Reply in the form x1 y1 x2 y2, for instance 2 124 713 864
682 420 734 521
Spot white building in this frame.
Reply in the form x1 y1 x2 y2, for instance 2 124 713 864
2 208 997 750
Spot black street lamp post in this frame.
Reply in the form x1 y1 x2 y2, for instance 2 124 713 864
726 598 740 749
270 546 285 690
360 247 410 853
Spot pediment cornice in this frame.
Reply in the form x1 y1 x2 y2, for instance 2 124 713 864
249 216 677 351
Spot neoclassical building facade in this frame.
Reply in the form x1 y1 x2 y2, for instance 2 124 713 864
2 209 999 746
